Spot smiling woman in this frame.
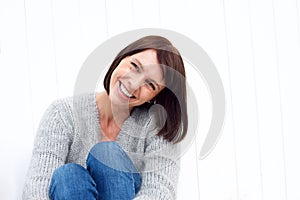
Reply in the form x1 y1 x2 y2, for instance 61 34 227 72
23 35 188 200
108 49 165 108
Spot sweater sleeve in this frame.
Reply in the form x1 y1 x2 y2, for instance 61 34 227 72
134 134 181 200
22 99 73 200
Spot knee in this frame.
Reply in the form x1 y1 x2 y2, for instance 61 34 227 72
51 163 95 188
49 163 97 199
89 141 121 155
87 142 138 173
52 163 84 179
88 142 124 163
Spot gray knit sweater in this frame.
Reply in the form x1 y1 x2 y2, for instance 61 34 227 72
23 93 180 200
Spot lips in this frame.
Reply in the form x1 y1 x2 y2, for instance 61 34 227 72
119 81 135 99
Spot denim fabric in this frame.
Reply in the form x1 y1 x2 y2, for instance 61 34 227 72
49 142 142 200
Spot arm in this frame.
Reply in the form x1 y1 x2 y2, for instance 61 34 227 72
22 99 72 200
134 135 181 200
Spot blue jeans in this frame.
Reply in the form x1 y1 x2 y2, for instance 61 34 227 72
49 142 142 200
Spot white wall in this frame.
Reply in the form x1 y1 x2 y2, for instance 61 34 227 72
0 0 299 199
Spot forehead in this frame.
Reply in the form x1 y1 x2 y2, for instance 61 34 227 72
131 49 158 65
130 49 165 84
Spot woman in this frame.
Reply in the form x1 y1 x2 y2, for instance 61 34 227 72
23 35 188 200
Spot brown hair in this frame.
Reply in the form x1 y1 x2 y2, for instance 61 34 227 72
103 35 188 143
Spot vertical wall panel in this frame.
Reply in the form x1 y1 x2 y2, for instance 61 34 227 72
249 0 289 199
273 0 300 199
159 0 190 33
177 143 200 200
51 0 83 97
223 0 264 199
188 0 239 199
24 0 58 131
0 0 34 199
77 0 108 93
132 0 160 28
104 0 134 36
78 0 108 63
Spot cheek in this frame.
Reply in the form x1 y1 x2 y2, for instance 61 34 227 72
139 89 159 101
112 66 130 80
110 69 124 84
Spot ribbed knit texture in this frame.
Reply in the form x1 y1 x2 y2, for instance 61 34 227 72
23 93 180 200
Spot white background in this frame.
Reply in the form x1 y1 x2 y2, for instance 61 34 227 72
0 0 300 199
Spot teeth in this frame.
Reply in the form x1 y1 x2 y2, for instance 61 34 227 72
120 82 133 98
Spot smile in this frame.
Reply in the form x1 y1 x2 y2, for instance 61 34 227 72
119 81 135 98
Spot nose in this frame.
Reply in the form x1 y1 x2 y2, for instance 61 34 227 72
127 73 145 92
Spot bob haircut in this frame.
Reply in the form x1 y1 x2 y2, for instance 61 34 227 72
103 35 188 143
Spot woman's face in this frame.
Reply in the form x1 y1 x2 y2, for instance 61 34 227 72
109 49 165 108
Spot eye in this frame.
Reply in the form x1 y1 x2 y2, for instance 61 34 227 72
130 62 140 72
146 80 156 90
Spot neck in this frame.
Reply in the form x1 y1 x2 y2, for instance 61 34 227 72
96 92 130 126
